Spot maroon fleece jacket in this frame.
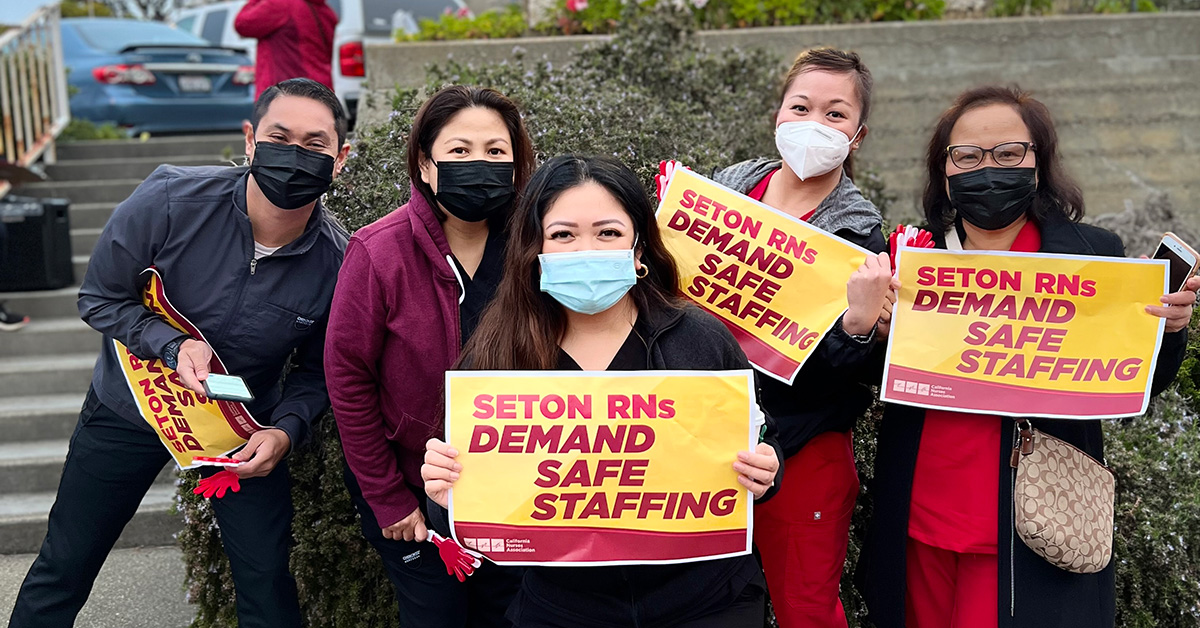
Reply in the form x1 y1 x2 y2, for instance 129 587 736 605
325 187 462 528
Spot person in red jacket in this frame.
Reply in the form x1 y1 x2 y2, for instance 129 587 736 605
235 0 337 98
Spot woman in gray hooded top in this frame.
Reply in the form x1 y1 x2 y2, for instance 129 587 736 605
710 47 890 628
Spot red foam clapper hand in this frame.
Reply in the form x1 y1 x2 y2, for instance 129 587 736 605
888 224 935 273
654 160 690 202
430 531 483 583
192 469 242 499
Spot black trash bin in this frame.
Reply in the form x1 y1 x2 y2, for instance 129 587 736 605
0 194 74 291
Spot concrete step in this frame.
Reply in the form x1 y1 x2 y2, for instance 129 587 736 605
0 317 101 358
0 546 193 626
56 133 243 161
0 286 79 320
0 394 84 443
13 179 145 204
71 227 103 257
45 155 234 182
0 440 175 495
70 202 118 230
0 353 96 397
0 484 181 554
74 255 88 281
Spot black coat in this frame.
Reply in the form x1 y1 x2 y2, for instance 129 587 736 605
855 213 1189 628
431 304 786 628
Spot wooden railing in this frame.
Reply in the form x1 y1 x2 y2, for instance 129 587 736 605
0 3 70 198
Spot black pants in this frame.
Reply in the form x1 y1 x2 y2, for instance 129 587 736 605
8 389 301 628
343 465 522 627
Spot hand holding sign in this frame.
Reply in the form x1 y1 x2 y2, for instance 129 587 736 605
422 438 461 509
733 442 779 498
844 252 893 336
232 429 291 478
1146 274 1199 333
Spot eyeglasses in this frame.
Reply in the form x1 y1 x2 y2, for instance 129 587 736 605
946 142 1035 169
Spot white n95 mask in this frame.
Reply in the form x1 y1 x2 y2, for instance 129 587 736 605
775 121 860 181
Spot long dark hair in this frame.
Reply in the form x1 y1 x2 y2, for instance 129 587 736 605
406 85 536 218
461 156 683 370
778 47 873 180
923 85 1085 234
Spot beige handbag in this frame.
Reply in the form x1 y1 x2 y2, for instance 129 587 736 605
1010 421 1115 574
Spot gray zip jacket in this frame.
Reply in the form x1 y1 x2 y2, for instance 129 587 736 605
78 164 348 448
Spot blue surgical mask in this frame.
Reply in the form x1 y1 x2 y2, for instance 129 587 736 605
539 248 638 315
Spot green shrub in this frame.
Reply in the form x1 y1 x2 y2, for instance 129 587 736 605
397 5 527 41
58 118 127 141
180 7 1200 627
1092 0 1158 12
991 0 1055 15
537 0 944 35
59 0 114 18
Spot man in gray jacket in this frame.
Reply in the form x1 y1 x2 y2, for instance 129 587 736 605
8 78 350 628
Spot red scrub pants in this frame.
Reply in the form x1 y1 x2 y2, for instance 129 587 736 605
904 537 998 628
754 431 859 628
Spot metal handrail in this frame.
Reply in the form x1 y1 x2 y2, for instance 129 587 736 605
0 3 71 198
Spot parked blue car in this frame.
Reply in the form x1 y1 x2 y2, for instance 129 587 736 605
63 18 255 134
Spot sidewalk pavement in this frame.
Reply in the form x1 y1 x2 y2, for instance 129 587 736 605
0 546 193 628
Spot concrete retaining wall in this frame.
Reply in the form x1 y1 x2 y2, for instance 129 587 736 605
363 13 1200 225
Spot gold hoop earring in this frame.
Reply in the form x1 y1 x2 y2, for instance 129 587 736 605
636 264 649 279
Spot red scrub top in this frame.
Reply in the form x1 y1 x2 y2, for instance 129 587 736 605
907 219 1042 554
747 169 817 222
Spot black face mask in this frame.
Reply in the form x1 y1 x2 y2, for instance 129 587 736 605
250 142 335 210
434 160 515 223
947 167 1036 231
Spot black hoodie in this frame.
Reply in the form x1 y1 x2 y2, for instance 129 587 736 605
432 304 784 627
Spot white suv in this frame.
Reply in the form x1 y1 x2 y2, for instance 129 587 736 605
173 0 468 125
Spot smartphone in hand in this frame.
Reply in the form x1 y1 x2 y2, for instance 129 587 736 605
1153 232 1200 293
202 373 255 403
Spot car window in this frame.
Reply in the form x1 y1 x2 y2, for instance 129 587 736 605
361 0 458 34
175 15 197 34
327 0 342 17
69 19 211 53
201 9 228 44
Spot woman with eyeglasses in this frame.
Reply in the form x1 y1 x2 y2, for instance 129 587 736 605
855 85 1197 628
422 155 785 628
709 47 890 628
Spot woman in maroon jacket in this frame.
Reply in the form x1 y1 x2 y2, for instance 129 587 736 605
324 85 535 627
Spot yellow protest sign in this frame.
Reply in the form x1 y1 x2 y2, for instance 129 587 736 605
446 370 757 565
882 248 1169 418
114 268 264 468
656 168 870 383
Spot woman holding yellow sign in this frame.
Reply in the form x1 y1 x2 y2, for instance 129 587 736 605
857 85 1197 628
423 155 785 627
710 47 890 628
